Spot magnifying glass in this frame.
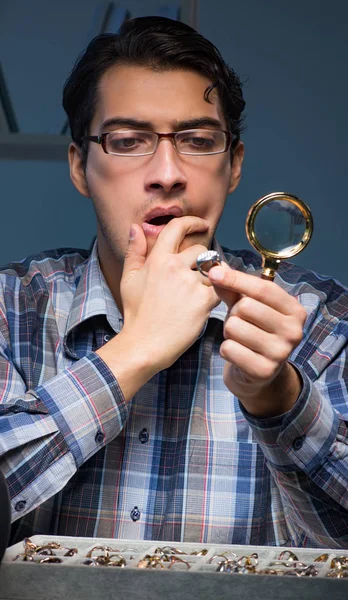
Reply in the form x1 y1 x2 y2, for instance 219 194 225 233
196 192 313 281
245 192 313 281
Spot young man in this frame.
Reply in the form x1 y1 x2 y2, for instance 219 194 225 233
1 17 348 548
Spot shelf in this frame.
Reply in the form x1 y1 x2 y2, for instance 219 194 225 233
0 3 197 163
0 133 70 161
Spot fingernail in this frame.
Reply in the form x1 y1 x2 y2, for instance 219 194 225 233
129 226 136 240
209 267 224 282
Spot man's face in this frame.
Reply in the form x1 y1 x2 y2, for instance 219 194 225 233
70 64 243 268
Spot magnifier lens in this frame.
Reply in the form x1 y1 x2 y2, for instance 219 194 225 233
253 200 307 255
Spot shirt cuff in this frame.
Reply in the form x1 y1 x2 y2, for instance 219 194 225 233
33 351 129 468
241 366 340 473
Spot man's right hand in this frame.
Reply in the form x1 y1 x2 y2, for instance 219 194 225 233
96 217 220 401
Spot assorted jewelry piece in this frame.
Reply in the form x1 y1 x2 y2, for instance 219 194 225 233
137 546 206 570
13 538 78 564
327 556 348 579
8 538 348 578
210 551 259 574
195 250 221 277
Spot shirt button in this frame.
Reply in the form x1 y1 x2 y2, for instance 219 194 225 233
139 428 149 444
130 506 141 522
104 334 112 343
15 500 27 512
95 430 105 444
292 436 305 450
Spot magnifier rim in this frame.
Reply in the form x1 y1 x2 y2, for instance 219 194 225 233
246 192 313 260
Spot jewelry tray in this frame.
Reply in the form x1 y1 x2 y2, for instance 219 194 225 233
1 536 348 600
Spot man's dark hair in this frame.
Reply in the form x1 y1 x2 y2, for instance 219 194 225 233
63 16 245 166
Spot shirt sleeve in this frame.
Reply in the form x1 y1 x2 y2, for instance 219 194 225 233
0 339 129 522
242 355 348 548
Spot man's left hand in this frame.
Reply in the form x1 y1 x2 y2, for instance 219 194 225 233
208 263 307 418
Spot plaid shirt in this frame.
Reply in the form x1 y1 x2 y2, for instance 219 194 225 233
1 242 348 548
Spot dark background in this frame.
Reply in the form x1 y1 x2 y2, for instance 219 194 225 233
0 0 346 283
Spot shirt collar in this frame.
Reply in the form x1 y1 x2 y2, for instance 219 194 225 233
65 241 122 350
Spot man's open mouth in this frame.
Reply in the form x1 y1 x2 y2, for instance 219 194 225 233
143 205 184 224
142 206 185 236
146 215 176 226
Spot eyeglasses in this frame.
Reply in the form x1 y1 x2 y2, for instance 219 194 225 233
81 129 233 157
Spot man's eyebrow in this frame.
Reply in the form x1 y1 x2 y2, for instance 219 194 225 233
172 117 224 130
100 117 153 131
100 117 225 132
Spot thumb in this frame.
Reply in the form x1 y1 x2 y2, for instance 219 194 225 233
123 224 147 277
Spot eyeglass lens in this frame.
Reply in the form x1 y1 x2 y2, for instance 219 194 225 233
105 130 227 155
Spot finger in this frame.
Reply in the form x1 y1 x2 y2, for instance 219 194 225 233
179 244 212 269
178 244 216 286
152 216 209 254
220 339 278 383
224 315 293 361
229 295 304 341
123 224 147 278
209 262 305 317
212 284 240 310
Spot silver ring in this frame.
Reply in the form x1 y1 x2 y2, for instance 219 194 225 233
196 250 221 277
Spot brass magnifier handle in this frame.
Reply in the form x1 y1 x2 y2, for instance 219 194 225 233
260 258 281 281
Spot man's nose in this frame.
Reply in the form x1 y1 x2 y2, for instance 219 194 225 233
144 138 187 194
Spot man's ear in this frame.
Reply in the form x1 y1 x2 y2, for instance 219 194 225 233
228 141 244 194
68 142 90 197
